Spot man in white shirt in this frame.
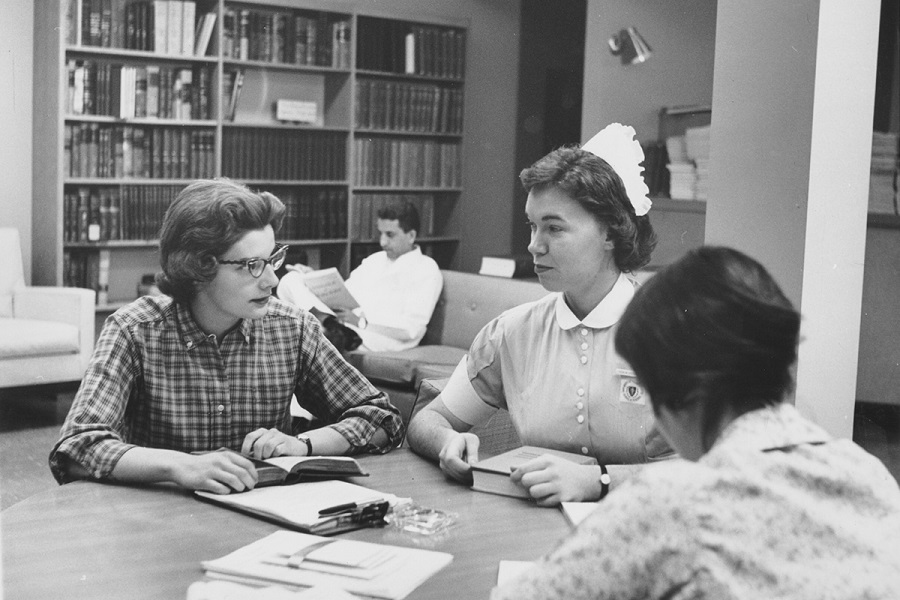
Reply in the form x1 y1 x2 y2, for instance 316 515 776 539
278 202 443 352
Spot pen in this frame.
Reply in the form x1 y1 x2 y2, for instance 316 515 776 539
318 499 387 516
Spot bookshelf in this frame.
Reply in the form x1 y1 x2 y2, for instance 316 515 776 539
33 0 467 310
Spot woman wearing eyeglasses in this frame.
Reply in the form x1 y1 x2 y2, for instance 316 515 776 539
50 179 403 494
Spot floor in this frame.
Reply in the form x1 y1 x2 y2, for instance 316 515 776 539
1 385 899 511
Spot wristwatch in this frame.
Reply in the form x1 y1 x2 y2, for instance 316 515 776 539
599 464 611 500
296 434 313 456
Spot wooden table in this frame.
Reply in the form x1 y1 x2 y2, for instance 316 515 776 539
1 449 570 599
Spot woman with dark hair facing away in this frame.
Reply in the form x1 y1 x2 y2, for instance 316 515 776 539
408 124 673 504
50 179 403 493
492 246 900 599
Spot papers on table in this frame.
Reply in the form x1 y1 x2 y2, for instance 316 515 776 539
195 480 402 535
560 501 599 528
202 530 453 600
496 560 534 586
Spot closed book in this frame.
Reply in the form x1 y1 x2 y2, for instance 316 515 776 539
479 254 534 279
471 446 598 499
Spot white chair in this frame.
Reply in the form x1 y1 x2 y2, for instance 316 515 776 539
0 228 95 388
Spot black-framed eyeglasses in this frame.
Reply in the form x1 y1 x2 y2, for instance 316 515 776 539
217 244 289 278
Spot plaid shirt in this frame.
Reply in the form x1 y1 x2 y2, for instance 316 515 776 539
50 296 403 483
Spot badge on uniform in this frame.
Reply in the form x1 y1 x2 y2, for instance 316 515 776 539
615 368 646 405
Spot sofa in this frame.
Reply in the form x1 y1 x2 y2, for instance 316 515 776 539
346 269 549 426
0 228 95 389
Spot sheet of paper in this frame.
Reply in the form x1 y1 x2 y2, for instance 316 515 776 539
497 560 534 586
560 501 599 527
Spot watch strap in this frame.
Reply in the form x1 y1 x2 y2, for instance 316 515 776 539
296 434 313 456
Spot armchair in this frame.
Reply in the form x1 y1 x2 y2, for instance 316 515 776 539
0 228 95 388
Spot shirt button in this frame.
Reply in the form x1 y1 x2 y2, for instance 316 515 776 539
577 388 585 396
576 401 584 410
577 415 585 424
216 404 225 414
185 340 193 349
580 356 587 364
580 342 588 350
580 328 588 336
581 447 589 455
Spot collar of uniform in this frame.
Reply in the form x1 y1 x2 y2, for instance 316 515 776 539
175 302 252 350
709 403 831 455
554 272 635 330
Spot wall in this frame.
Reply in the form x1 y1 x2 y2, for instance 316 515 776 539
582 0 717 144
0 0 34 281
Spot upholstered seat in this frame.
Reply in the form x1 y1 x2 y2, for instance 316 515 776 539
0 228 95 388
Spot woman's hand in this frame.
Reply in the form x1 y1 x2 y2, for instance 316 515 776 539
169 451 258 495
438 432 481 484
241 428 305 459
511 455 601 506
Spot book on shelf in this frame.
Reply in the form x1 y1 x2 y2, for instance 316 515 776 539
201 529 453 599
479 254 534 279
470 446 598 499
195 479 398 536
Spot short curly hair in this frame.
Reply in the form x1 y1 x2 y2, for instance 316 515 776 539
519 145 656 272
156 179 285 305
615 246 801 451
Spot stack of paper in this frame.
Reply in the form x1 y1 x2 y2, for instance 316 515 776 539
667 162 697 200
869 131 898 215
202 530 453 600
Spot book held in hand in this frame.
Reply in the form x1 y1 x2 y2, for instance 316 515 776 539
201 530 453 600
470 445 599 499
300 267 360 312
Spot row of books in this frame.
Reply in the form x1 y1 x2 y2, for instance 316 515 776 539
221 129 346 182
67 61 213 121
63 249 107 303
67 0 212 56
274 188 348 241
64 184 183 242
355 79 464 134
222 7 351 68
354 139 462 188
351 194 437 241
356 17 466 79
65 123 215 180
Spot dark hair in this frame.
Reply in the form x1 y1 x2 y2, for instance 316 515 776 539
156 179 285 305
519 145 656 272
615 246 801 450
376 201 420 234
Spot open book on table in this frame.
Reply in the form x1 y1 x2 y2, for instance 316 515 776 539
202 530 453 600
195 479 403 536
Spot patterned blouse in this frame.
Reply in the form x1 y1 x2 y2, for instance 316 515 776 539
492 403 900 599
50 295 403 483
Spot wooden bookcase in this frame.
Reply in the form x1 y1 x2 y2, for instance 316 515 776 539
33 0 466 311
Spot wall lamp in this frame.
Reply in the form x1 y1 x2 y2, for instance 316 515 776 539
608 26 652 65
